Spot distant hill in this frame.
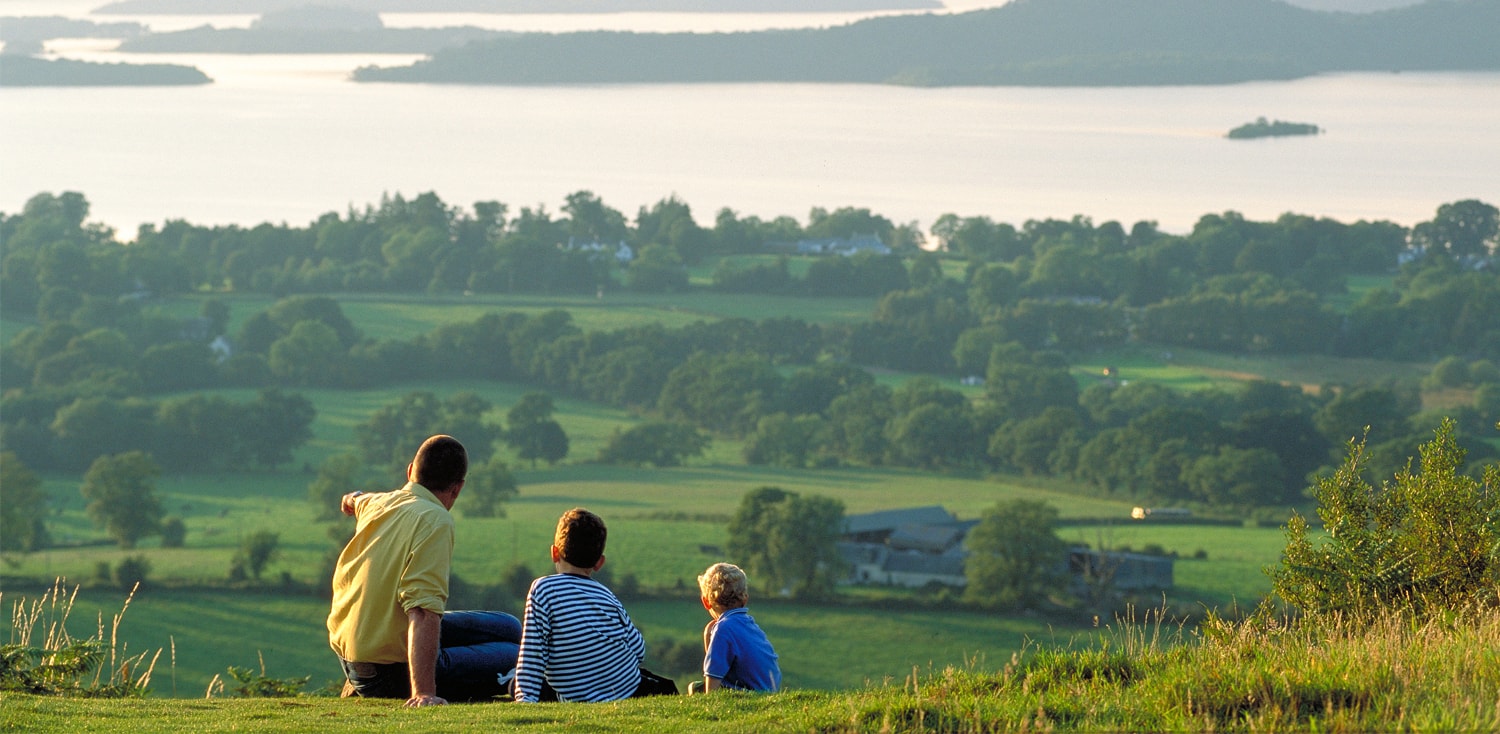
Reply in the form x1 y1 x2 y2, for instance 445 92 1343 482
1284 0 1422 10
0 56 212 86
352 0 1500 86
0 16 145 43
117 26 507 53
94 0 943 13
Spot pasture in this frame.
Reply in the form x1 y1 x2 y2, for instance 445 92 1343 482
2 288 1397 700
0 583 1059 698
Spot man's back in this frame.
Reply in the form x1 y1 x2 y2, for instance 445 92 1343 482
327 483 454 664
514 573 644 702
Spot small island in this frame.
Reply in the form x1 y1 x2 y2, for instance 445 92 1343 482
1227 116 1321 139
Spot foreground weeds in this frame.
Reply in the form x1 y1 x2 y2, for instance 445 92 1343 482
1 580 159 697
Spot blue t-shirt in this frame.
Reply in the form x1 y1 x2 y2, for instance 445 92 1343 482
704 607 781 692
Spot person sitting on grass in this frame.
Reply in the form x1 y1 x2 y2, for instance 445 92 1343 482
691 562 781 694
327 435 522 707
512 507 648 702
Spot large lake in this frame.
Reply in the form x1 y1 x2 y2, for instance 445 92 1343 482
2 3 1497 237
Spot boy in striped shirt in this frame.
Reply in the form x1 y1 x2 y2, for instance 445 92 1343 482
513 508 645 702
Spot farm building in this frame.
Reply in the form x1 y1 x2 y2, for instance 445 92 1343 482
839 506 1174 594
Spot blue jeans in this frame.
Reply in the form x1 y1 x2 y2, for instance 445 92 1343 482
339 610 521 702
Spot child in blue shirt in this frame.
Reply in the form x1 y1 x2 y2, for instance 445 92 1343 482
693 563 781 693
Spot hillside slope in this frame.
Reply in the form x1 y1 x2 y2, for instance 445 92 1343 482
353 0 1500 86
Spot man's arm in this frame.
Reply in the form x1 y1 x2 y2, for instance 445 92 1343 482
340 491 365 516
404 607 445 707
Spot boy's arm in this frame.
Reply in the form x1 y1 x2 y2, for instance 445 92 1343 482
514 588 548 703
700 618 726 693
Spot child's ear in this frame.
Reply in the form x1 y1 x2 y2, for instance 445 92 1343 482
550 545 562 563
593 554 606 571
701 596 713 611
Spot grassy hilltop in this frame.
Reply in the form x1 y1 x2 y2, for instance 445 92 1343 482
0 279 1456 701
4 603 1496 732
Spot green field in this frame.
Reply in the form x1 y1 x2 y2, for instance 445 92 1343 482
1 290 1401 702
0 584 1059 698
1070 344 1430 394
137 288 879 344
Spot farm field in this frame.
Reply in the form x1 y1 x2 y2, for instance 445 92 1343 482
1069 344 1431 395
137 287 881 344
3 287 1438 701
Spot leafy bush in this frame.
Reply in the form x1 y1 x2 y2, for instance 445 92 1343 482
112 555 151 590
206 653 309 698
1272 418 1500 617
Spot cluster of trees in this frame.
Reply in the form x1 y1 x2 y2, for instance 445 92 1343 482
0 191 923 306
963 418 1500 616
3 192 1497 555
0 388 313 473
308 389 529 523
5 193 1497 371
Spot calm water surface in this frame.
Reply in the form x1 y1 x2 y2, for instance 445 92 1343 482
2 1 1496 237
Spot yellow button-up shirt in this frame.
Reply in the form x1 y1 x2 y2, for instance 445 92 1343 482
327 482 454 664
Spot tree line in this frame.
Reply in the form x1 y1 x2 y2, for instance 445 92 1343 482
3 192 1497 552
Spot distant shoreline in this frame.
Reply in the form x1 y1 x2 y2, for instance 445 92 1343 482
94 0 944 14
0 56 211 87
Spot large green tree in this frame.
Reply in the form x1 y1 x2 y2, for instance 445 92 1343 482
596 421 709 468
461 454 519 518
963 499 1067 610
726 487 845 600
504 392 569 468
80 451 162 549
0 451 49 551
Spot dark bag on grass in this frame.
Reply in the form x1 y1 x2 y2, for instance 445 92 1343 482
632 666 679 698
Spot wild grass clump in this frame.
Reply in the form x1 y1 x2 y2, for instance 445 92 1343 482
821 603 1498 732
0 579 160 697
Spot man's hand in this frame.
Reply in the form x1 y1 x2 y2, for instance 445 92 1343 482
341 491 364 516
403 694 447 708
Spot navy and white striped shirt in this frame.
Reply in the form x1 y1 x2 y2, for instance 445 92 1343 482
515 573 644 703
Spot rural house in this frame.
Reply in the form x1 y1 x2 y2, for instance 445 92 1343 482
839 505 1175 594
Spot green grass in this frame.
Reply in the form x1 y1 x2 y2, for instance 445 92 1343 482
1070 344 1431 393
1325 274 1394 314
0 584 1054 700
1057 524 1287 611
17 457 1146 594
4 606 1495 732
143 290 879 344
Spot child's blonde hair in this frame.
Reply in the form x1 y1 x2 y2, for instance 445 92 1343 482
697 562 749 610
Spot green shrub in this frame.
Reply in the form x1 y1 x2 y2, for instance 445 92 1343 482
159 517 186 548
1272 418 1500 618
113 555 151 590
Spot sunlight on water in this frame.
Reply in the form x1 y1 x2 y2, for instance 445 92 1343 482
2 1 1494 237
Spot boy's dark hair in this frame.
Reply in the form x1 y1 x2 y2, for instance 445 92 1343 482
412 435 467 492
555 508 607 568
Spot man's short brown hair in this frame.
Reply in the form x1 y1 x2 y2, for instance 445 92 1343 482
412 435 467 492
554 508 607 568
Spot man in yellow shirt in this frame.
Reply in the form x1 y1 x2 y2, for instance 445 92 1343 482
327 435 520 706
